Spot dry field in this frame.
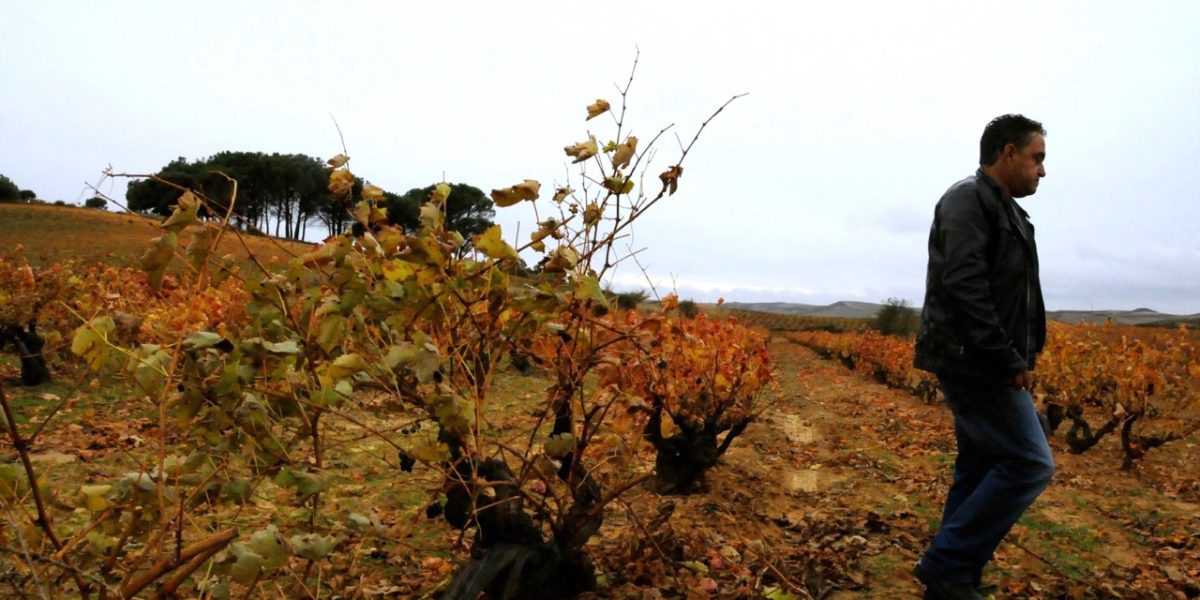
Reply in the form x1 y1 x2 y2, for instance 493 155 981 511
0 203 313 266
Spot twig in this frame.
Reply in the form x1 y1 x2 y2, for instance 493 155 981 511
329 114 350 158
104 170 305 262
584 473 654 522
118 528 236 599
198 170 241 287
627 247 660 301
611 47 640 139
53 506 120 562
99 507 141 598
0 379 91 598
617 497 674 565
1 512 49 599
148 330 187 565
85 174 165 233
740 542 814 599
0 381 59 547
152 538 227 600
240 567 264 600
679 93 748 160
295 559 315 598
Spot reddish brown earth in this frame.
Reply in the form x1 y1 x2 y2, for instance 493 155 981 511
584 339 1199 599
4 338 1198 599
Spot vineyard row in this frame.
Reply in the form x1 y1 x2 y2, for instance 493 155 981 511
787 323 1200 469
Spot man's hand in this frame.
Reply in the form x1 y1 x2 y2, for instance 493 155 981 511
1009 370 1032 390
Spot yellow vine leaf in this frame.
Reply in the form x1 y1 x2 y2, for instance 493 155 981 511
612 136 637 170
352 201 371 228
316 314 347 353
419 203 444 231
160 190 200 234
324 353 366 384
602 175 634 195
574 274 609 312
564 137 598 164
714 373 732 395
328 168 354 199
431 182 452 205
71 317 117 371
186 223 219 271
408 434 451 463
475 225 519 261
299 238 350 268
584 203 602 226
542 246 579 272
129 345 171 396
362 184 384 201
586 99 611 120
78 484 112 512
382 259 415 282
140 232 177 290
491 180 541 207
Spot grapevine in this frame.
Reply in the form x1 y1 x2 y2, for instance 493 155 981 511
0 66 761 599
788 322 1200 468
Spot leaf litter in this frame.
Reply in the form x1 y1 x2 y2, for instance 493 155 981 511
3 337 1198 598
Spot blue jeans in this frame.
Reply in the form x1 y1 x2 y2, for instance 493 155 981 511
919 375 1055 586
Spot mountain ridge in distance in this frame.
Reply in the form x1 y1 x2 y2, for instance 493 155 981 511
716 301 1200 327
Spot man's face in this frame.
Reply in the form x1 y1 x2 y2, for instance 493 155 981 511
1003 133 1046 198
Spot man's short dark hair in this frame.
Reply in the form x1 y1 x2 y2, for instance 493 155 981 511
980 114 1046 166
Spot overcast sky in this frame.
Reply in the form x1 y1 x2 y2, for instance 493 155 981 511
2 1 1198 314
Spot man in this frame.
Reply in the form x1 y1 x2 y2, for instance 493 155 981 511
912 114 1055 600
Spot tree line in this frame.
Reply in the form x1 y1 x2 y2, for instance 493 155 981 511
0 173 38 202
125 152 496 241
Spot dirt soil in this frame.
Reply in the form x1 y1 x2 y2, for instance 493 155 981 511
585 339 1200 599
3 338 1198 599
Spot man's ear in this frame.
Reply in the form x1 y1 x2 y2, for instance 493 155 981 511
1001 142 1018 161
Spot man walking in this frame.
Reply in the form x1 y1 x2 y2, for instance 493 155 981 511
912 114 1055 599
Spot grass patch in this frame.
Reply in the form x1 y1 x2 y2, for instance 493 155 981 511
1124 507 1177 539
863 446 902 479
906 497 942 531
929 451 955 473
1016 510 1104 579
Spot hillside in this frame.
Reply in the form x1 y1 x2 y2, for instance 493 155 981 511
1046 308 1200 327
721 301 883 319
725 300 1200 326
0 202 313 266
4 204 1195 326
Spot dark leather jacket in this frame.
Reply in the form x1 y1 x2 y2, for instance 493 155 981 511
914 169 1046 383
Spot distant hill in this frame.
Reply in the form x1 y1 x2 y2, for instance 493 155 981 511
722 301 1200 327
1046 308 1200 327
721 301 883 319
